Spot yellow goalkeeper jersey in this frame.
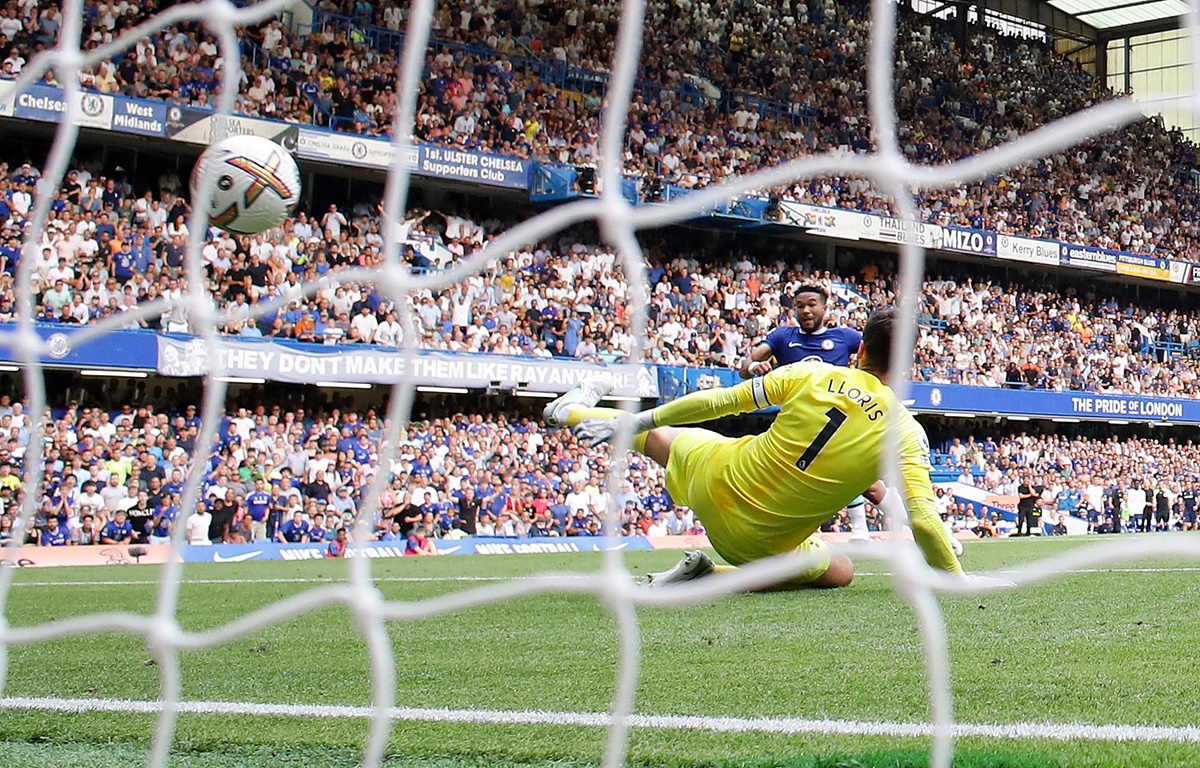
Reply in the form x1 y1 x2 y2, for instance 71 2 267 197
652 361 958 572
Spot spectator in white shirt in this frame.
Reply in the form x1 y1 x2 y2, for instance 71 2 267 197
372 312 403 347
349 306 379 343
187 502 213 545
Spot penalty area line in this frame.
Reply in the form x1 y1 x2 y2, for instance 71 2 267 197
6 575 571 588
1 696 1199 744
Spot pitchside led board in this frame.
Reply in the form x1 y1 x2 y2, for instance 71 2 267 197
0 536 704 568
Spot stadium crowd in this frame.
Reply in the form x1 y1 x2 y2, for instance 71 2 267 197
0 398 706 549
3 0 1200 259
2 146 1199 398
940 432 1200 535
0 390 1197 549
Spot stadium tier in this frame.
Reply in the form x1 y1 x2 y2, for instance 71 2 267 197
1 158 1199 411
2 400 1197 550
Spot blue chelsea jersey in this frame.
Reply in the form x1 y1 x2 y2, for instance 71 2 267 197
763 325 863 367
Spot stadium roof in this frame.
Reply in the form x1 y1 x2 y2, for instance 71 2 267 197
1046 0 1189 30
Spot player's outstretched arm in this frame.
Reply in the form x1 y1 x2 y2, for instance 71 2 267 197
895 421 964 575
643 376 769 429
739 342 775 379
907 492 964 575
574 376 771 447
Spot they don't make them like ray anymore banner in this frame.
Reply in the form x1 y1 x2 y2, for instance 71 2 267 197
157 335 659 398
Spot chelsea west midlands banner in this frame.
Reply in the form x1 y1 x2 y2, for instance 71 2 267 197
12 84 113 130
157 336 658 398
111 96 169 136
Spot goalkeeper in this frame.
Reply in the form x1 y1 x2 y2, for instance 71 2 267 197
543 307 963 589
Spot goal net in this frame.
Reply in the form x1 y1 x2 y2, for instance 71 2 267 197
0 0 1197 767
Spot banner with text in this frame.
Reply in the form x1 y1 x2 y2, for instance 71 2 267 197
298 127 413 169
296 129 529 189
657 365 740 400
157 336 658 397
0 323 159 369
185 536 656 564
1060 243 1119 273
3 544 176 568
871 217 943 248
0 79 14 117
417 144 529 189
111 95 169 137
777 202 869 240
167 107 300 150
909 382 1200 423
939 226 997 257
3 537 715 568
996 235 1060 266
12 85 113 130
1116 252 1171 281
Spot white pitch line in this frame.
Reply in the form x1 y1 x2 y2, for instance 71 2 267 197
1 696 1198 744
854 564 1200 576
5 575 551 588
10 566 1200 588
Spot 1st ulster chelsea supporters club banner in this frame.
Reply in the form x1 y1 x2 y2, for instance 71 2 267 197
157 336 658 398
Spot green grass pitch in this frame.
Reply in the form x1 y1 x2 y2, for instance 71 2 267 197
2 536 1200 767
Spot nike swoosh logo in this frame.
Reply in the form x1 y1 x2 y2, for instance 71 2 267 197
787 342 804 347
592 542 629 552
212 551 262 563
438 546 462 555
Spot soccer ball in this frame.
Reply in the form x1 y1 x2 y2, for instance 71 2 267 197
190 135 301 235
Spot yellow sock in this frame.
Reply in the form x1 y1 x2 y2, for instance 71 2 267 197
564 406 649 453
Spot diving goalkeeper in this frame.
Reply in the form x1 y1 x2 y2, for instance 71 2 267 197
543 307 963 589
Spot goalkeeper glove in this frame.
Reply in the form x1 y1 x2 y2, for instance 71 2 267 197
575 410 658 447
574 417 629 447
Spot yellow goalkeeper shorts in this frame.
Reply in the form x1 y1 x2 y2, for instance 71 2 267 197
663 427 833 583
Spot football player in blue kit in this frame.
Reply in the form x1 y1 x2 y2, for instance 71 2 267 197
739 283 872 541
741 284 863 373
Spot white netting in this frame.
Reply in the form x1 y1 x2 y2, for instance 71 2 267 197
1 1 1200 767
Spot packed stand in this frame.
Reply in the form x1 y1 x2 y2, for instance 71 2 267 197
305 0 1200 259
5 151 1200 397
936 432 1200 535
3 1 1200 258
0 397 710 549
3 393 1199 549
